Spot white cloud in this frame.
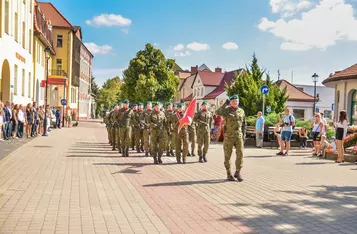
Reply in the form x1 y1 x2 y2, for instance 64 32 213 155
258 0 357 51
222 42 239 50
93 68 125 85
84 42 113 55
85 14 132 27
270 0 312 17
186 42 210 51
121 28 129 34
174 51 191 57
297 1 311 10
173 44 185 51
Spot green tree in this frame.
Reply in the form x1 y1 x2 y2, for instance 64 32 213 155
226 54 288 116
90 76 100 99
96 76 122 112
121 43 180 103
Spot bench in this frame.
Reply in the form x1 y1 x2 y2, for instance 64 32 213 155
267 127 313 148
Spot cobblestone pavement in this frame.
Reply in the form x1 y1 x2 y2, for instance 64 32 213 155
0 122 356 234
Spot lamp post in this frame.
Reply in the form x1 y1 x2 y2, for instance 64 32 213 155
43 46 51 136
62 78 66 128
312 73 319 114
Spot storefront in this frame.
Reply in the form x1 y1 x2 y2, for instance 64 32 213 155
322 63 357 125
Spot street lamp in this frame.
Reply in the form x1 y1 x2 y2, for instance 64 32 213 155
312 73 319 114
43 46 51 136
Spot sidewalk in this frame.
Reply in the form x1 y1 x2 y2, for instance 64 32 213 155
0 122 356 233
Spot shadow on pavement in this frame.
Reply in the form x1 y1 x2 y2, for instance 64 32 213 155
295 162 331 165
220 185 357 233
143 179 227 187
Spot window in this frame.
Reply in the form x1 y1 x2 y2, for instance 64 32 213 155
15 13 19 41
29 29 32 53
5 0 10 34
14 65 18 95
71 88 77 103
57 35 63 47
22 69 25 96
30 0 32 13
324 110 332 119
201 88 203 97
56 59 62 72
293 109 305 120
22 22 26 48
28 72 31 98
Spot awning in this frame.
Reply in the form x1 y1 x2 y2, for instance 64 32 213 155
41 78 68 87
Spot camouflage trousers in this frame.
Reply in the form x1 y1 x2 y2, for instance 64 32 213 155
175 130 188 159
151 129 165 158
108 128 112 144
131 128 136 149
143 129 150 153
119 126 132 150
116 127 121 150
111 128 117 149
189 127 196 153
164 129 174 152
136 129 144 150
223 136 244 175
197 128 210 157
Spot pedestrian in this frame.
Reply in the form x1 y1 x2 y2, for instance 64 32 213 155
277 108 295 156
17 104 25 138
32 102 39 137
26 104 34 138
3 101 12 140
38 106 45 135
255 111 265 148
334 110 349 163
195 101 212 163
311 113 324 156
274 115 283 150
216 95 246 182
0 102 4 141
66 107 72 128
11 104 19 139
173 103 189 164
55 107 61 129
298 126 308 149
118 100 134 157
148 102 166 164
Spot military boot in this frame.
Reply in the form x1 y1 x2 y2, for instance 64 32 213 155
112 145 116 151
158 156 163 164
121 148 126 157
153 157 159 164
145 151 149 157
132 146 135 150
203 154 207 163
140 146 144 152
118 148 122 153
137 148 141 153
199 156 204 163
227 172 235 181
191 151 196 157
125 147 129 157
166 151 170 157
170 150 174 156
234 170 243 182
187 152 191 156
176 156 182 164
182 157 186 164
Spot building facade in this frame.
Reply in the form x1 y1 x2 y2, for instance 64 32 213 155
323 63 357 125
78 41 93 119
0 0 35 104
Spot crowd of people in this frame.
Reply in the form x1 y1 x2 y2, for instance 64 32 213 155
0 101 76 141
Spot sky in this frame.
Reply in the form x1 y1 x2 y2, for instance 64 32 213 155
48 0 357 86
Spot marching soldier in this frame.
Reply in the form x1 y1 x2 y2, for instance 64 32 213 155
131 104 138 150
104 112 111 144
110 105 119 151
195 101 213 163
142 101 152 157
115 102 123 153
118 100 134 157
186 102 196 156
148 102 166 164
164 103 175 156
216 95 246 182
172 103 189 164
135 103 145 153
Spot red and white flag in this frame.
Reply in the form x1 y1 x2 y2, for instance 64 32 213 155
178 97 197 134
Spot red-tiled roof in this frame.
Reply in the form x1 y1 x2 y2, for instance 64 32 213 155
195 70 224 87
203 70 242 100
183 93 193 101
277 80 315 102
323 63 357 84
37 2 72 28
177 71 191 80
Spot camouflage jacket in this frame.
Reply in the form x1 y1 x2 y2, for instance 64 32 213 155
164 110 174 132
107 111 115 127
138 109 152 130
148 110 166 133
194 109 213 130
216 104 246 138
117 108 134 128
172 111 188 134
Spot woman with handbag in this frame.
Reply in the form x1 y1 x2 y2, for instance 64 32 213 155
334 110 349 163
311 113 324 156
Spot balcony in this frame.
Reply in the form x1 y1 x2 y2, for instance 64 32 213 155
49 69 67 77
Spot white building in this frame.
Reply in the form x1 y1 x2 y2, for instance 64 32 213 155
295 84 335 119
78 41 93 119
0 0 35 104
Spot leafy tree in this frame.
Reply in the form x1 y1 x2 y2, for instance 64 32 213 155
96 76 122 112
226 54 288 116
90 76 100 99
121 43 180 103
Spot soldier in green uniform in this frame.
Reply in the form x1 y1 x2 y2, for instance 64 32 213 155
186 102 196 157
164 103 175 156
104 112 111 144
216 95 246 182
195 101 213 163
118 100 134 157
110 105 119 151
131 104 138 150
142 101 152 157
115 102 123 153
172 103 189 164
135 103 145 153
148 102 166 164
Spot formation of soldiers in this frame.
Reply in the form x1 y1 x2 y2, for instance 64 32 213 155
103 95 246 182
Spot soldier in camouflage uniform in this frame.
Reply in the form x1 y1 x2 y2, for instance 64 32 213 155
115 103 123 153
172 103 189 164
110 106 119 151
164 103 175 156
131 104 138 150
148 102 166 164
141 101 152 157
135 103 145 153
118 100 134 157
195 101 213 163
104 112 111 144
216 95 246 182
186 102 196 157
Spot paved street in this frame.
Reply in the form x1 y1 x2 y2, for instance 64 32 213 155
0 121 356 234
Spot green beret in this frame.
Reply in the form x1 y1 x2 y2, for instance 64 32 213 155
229 94 239 100
202 101 208 105
167 102 172 106
123 99 129 104
173 104 177 107
177 103 183 108
138 103 143 106
118 102 123 105
146 101 152 105
133 104 138 107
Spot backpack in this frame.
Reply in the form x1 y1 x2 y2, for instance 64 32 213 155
289 115 295 129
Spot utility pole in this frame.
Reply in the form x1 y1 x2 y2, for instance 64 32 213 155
278 70 280 81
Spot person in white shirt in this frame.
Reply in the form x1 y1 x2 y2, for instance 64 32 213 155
17 104 26 138
334 110 349 163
